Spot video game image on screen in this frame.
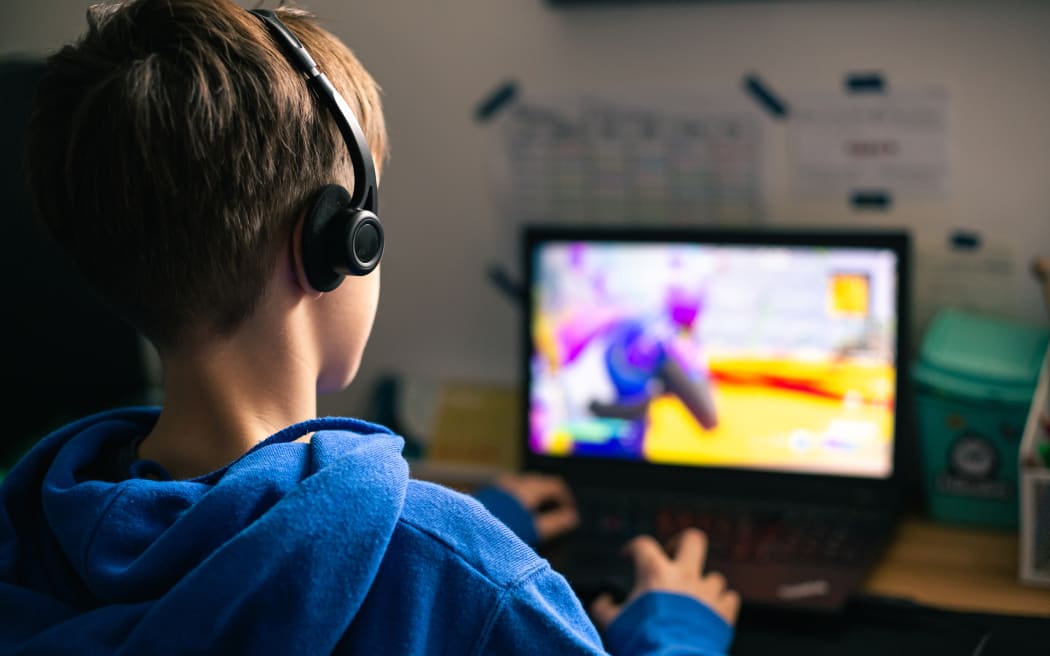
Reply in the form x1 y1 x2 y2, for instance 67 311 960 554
529 241 899 479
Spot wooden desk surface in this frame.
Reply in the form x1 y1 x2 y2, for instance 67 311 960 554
864 515 1050 617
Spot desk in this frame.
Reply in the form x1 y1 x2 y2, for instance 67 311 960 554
412 382 1050 618
864 516 1050 617
415 453 1050 618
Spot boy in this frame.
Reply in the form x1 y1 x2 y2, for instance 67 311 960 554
0 1 739 653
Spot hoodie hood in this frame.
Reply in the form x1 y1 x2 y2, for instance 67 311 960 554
0 407 407 655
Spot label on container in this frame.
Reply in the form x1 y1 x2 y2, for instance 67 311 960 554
937 473 1012 500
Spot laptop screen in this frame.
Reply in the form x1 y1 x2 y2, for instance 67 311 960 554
527 232 903 479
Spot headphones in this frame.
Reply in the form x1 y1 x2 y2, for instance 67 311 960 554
249 9 383 292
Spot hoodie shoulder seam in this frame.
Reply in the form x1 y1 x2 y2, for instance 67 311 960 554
470 563 552 656
78 483 131 582
396 516 548 653
397 516 546 590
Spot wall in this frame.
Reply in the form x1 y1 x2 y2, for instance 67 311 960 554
4 0 1049 417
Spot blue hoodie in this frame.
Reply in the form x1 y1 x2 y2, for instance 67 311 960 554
0 408 732 655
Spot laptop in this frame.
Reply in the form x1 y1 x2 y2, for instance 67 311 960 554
521 225 911 613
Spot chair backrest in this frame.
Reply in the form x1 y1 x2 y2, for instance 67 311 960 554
1 57 149 467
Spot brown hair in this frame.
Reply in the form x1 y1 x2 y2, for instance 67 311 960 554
24 0 388 351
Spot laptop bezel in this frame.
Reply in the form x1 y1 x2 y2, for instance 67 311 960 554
520 224 912 508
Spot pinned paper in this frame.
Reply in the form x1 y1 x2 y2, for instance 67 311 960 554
789 89 949 200
492 92 764 228
915 230 1019 334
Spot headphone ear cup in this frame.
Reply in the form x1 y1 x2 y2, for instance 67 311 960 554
301 184 352 292
344 210 384 276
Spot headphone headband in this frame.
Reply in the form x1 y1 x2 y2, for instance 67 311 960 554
249 9 378 214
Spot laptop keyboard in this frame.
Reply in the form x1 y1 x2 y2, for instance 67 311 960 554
569 486 889 567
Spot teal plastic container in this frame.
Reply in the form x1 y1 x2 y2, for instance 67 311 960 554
912 309 1049 528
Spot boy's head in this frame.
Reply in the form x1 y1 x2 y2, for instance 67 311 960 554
25 0 388 354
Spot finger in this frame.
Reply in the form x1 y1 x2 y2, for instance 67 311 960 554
703 571 727 595
669 528 706 577
589 593 621 630
524 474 576 508
502 474 572 509
535 506 580 541
720 589 742 625
493 474 523 497
621 535 667 577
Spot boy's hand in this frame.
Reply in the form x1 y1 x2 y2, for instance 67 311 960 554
493 473 579 543
589 528 740 629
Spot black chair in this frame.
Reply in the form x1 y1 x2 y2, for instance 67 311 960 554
1 57 149 469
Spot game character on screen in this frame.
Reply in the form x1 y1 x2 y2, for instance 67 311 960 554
0 1 739 654
589 284 718 425
541 274 719 459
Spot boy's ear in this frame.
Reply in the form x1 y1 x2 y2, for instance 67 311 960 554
290 213 323 299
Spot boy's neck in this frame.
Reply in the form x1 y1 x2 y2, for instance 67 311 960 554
138 327 319 480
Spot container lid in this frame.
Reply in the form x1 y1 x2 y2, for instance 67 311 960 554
912 309 1049 404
